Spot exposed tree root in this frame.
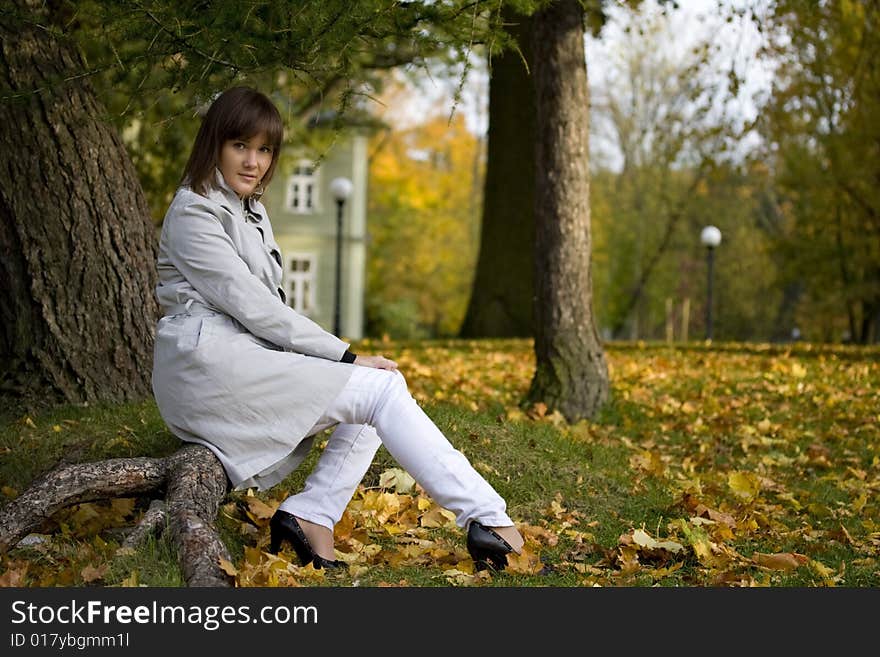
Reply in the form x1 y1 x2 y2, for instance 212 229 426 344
0 445 234 587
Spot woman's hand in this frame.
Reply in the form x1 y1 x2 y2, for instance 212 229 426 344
354 354 399 371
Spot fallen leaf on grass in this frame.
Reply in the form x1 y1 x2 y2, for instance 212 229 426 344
528 402 548 419
701 507 737 527
728 471 761 501
419 505 456 529
827 524 855 546
522 524 560 547
630 450 667 477
245 497 276 521
81 564 109 583
0 562 28 587
443 568 475 586
630 528 684 554
505 545 544 574
752 552 808 571
378 468 416 494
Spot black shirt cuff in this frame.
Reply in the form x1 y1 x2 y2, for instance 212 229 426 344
340 349 357 364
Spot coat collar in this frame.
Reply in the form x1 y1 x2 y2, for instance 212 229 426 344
203 169 266 223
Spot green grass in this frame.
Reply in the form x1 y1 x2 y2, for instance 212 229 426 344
1 339 878 587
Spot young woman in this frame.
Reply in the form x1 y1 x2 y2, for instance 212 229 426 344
151 86 523 572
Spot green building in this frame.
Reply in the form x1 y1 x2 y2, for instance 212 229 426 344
261 127 370 340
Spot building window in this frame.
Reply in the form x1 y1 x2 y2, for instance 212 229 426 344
286 253 317 315
285 161 320 214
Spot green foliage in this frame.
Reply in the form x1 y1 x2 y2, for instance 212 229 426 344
0 1 515 222
754 0 880 343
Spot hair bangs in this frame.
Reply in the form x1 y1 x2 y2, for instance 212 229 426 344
219 95 284 152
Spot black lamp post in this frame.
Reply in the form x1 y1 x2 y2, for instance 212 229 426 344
700 225 722 341
329 177 353 337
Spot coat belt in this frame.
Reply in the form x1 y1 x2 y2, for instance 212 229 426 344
164 299 219 317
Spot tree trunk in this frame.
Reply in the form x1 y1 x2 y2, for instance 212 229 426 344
526 0 609 422
0 3 232 586
459 5 536 338
0 0 158 404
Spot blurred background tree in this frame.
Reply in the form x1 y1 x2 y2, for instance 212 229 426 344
754 0 880 343
366 78 484 339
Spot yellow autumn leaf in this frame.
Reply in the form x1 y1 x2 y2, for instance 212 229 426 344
245 545 266 566
290 562 326 580
420 505 456 528
443 568 477 585
632 528 684 554
246 497 276 520
119 571 139 587
630 450 666 477
362 491 403 524
808 559 837 585
852 493 867 514
218 558 238 577
648 562 684 579
475 461 499 476
505 545 544 574
791 362 807 378
728 471 761 501
378 467 416 494
675 519 717 567
522 524 560 546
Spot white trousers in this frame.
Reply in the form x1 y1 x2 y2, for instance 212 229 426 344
279 366 513 531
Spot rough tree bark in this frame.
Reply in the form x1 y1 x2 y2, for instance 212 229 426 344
0 1 233 586
0 0 157 403
459 4 536 338
0 446 234 587
526 0 609 421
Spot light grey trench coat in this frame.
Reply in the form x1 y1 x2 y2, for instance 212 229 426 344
151 171 356 491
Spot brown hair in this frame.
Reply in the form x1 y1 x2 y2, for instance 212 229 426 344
181 86 284 198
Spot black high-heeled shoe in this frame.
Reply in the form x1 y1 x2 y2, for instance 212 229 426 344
467 521 514 572
269 510 345 570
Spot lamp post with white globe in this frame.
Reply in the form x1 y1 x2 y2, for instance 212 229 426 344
329 177 353 337
700 225 722 341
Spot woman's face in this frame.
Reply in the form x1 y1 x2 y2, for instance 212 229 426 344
218 132 274 198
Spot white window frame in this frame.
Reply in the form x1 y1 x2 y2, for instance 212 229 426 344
285 252 318 316
284 160 321 214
